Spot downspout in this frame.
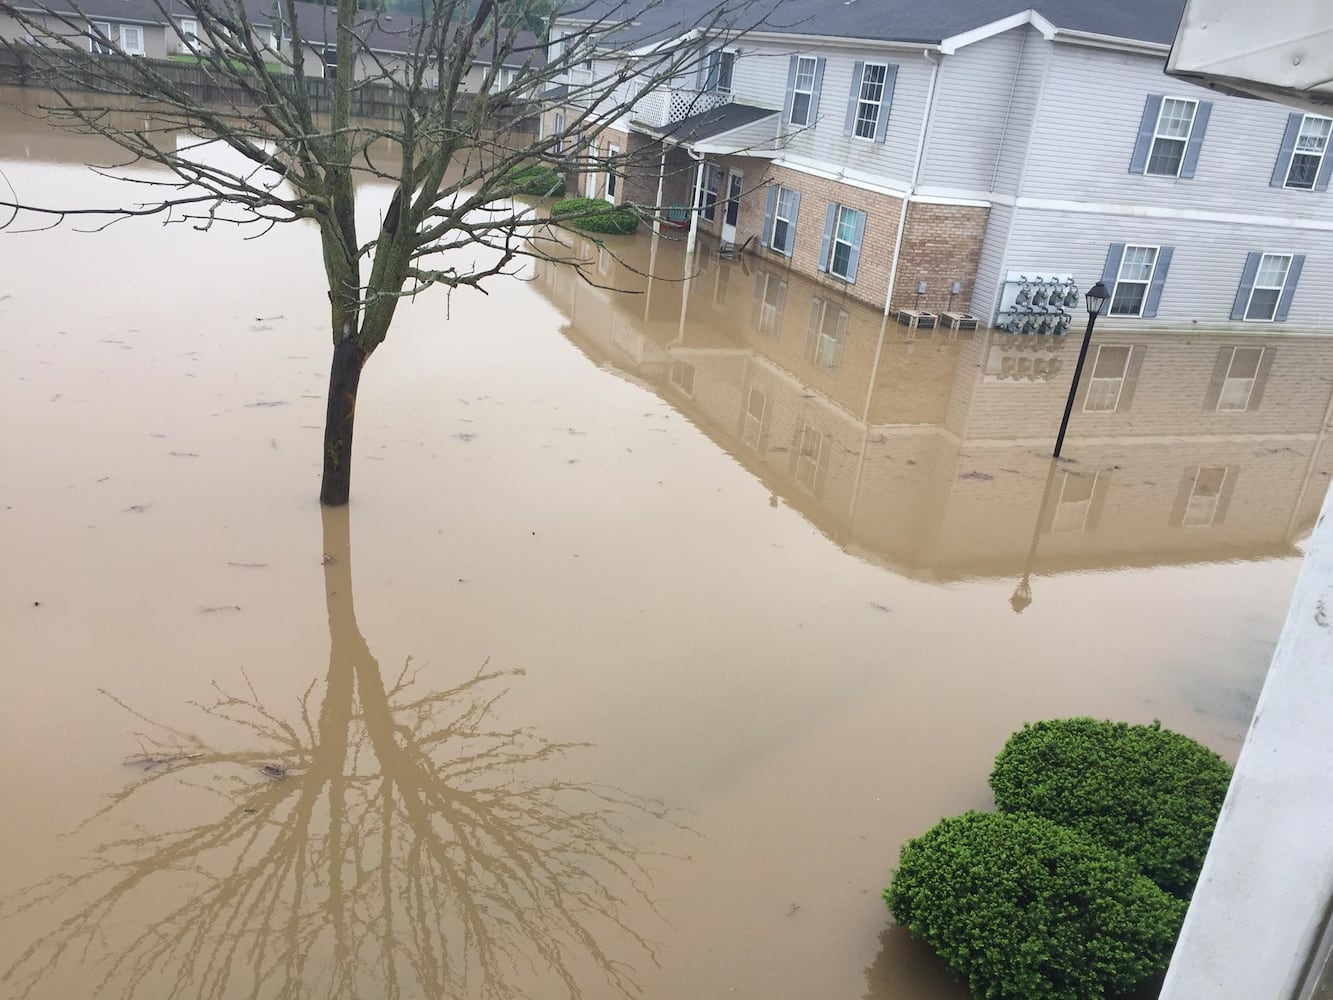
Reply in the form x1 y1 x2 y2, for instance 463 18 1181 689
686 148 706 257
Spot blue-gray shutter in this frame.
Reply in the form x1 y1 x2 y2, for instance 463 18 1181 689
1142 246 1173 317
704 50 720 91
1317 151 1333 192
781 55 798 124
1101 243 1126 288
1274 254 1305 322
818 202 836 272
1179 101 1211 178
1271 113 1303 187
1248 348 1275 410
844 61 863 137
810 57 826 123
875 64 898 144
785 189 801 256
762 186 777 248
1129 95 1162 174
844 209 866 284
1230 252 1262 319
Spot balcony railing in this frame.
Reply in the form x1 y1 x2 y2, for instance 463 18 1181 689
632 87 731 129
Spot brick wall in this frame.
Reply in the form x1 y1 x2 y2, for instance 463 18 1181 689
890 202 990 315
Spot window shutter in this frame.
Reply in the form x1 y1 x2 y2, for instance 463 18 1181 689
845 208 867 284
1101 243 1126 287
1230 252 1262 319
1117 346 1146 411
785 190 801 256
1271 113 1303 187
782 55 799 124
818 202 836 272
1142 246 1173 317
810 57 826 123
844 61 864 137
1179 101 1211 178
1248 348 1275 411
1317 149 1333 192
1202 347 1232 410
1086 471 1112 531
1168 469 1197 527
875 64 898 144
1214 468 1238 525
762 186 777 248
1129 95 1162 174
805 299 822 361
1274 254 1305 322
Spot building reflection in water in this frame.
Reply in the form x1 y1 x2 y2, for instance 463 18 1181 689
534 230 1333 607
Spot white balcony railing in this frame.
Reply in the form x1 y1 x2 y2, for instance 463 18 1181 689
632 87 731 129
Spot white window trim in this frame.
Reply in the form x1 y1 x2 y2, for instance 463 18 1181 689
1284 114 1331 190
1217 346 1266 411
756 271 785 338
795 423 825 491
1182 467 1229 528
604 143 619 203
1244 253 1293 323
179 17 198 41
1109 244 1160 318
826 205 862 281
1052 471 1101 534
1147 97 1199 178
669 361 695 398
699 163 720 224
810 300 848 373
552 112 566 154
742 386 766 450
706 49 735 95
119 23 144 55
1083 345 1132 412
90 20 113 54
770 185 797 255
852 62 888 141
790 56 818 127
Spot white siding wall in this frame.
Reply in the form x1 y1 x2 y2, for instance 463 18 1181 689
918 30 1025 191
1003 209 1333 331
971 202 1014 319
991 29 1049 195
1022 43 1333 224
725 39 935 187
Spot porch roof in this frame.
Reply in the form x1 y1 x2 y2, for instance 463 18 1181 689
639 102 781 157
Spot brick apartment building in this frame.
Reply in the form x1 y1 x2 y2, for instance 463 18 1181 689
542 0 1333 333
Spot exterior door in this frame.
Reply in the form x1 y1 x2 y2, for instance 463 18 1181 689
585 141 599 199
605 144 619 204
721 169 743 244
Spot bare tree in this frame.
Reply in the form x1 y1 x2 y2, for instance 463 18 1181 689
0 507 687 999
0 0 770 503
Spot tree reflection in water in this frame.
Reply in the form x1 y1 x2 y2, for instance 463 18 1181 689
2 508 672 1000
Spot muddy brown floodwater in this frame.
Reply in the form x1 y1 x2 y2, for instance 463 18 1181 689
2 87 1332 999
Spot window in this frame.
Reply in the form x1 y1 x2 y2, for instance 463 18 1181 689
752 271 787 338
806 298 848 373
605 143 619 202
704 49 735 94
551 112 566 153
742 386 767 450
179 17 198 45
1109 246 1159 317
1182 467 1229 527
713 262 731 305
1217 347 1265 411
824 204 865 282
699 164 720 223
1244 253 1292 321
670 361 695 397
1285 115 1331 189
323 45 338 80
263 25 280 50
119 24 144 55
1053 471 1100 534
768 186 798 256
1083 345 1133 412
795 423 825 491
1146 98 1198 177
852 63 888 140
90 21 113 54
790 56 817 126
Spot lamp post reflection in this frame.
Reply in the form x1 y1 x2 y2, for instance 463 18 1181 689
1010 458 1064 614
1053 281 1110 459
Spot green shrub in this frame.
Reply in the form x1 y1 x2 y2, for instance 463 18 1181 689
884 811 1184 1000
550 196 640 235
499 162 565 197
989 718 1232 896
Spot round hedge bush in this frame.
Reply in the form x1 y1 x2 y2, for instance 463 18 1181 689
989 718 1232 896
500 162 565 197
550 196 640 235
884 811 1184 1000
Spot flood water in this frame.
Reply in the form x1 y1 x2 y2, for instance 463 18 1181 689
2 88 1331 999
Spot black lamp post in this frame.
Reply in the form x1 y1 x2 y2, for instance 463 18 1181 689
1052 281 1110 458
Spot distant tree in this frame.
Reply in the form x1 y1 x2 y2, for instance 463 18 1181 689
0 0 766 504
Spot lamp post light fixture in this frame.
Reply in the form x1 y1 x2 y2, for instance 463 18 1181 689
1052 281 1110 459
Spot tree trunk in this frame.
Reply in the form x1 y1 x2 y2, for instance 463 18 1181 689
320 336 369 507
